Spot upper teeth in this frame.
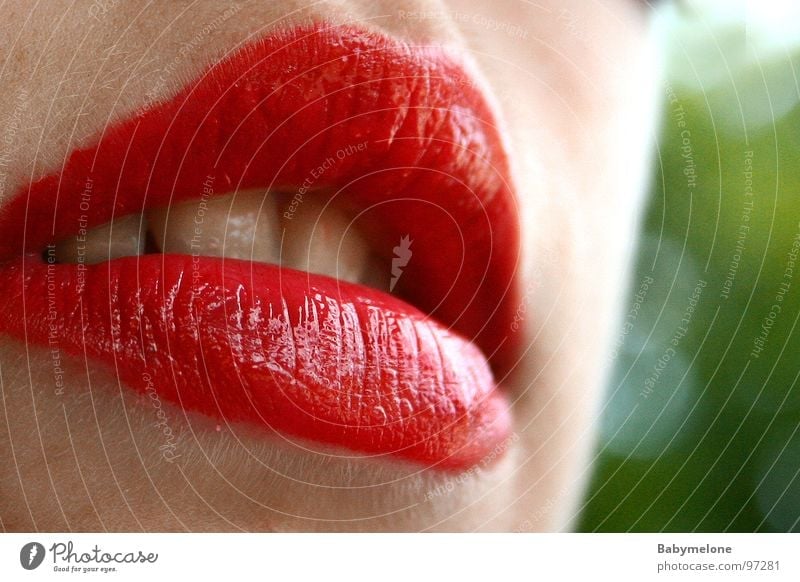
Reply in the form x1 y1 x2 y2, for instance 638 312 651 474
53 189 386 289
147 190 283 264
54 213 146 266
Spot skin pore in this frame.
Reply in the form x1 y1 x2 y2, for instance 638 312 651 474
0 0 658 531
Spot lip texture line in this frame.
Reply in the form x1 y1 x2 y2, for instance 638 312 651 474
0 24 519 469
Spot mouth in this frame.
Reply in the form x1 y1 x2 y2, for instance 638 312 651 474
0 24 520 470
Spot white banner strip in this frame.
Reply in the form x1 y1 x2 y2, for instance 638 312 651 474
1 533 797 581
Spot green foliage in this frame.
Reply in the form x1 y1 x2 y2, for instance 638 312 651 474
579 7 800 532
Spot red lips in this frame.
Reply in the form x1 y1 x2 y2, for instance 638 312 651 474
0 24 520 469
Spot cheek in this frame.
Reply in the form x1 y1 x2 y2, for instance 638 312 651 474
474 5 659 529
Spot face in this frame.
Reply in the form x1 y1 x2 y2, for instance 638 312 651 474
0 0 658 531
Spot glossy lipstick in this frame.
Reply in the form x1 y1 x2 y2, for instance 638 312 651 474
0 24 520 469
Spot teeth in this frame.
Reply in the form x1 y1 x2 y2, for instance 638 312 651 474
52 189 386 289
280 196 377 285
54 214 146 265
147 190 282 263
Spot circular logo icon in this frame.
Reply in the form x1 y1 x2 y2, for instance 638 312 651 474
20 542 46 570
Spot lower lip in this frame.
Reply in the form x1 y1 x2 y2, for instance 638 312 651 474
2 254 510 468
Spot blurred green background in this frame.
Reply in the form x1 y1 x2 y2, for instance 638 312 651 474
579 1 800 532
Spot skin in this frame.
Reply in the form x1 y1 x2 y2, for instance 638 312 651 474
0 0 659 531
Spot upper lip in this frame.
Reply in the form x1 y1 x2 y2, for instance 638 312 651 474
0 23 520 469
